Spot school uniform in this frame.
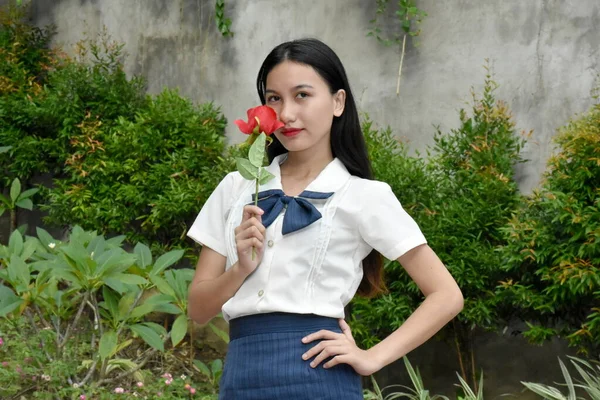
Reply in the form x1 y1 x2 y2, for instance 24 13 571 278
188 154 427 399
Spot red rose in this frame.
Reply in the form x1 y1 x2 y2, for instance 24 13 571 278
234 105 284 135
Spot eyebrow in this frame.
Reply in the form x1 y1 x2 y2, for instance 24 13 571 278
265 84 314 94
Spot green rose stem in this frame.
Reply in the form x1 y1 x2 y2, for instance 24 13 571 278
236 131 275 261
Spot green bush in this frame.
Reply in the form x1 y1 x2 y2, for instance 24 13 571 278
0 5 54 185
0 5 231 254
42 87 228 253
500 100 600 355
0 226 224 398
352 69 527 389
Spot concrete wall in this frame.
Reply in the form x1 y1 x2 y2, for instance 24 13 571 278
5 0 597 397
28 0 600 194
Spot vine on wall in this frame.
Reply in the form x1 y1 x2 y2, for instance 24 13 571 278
367 0 427 96
215 0 233 37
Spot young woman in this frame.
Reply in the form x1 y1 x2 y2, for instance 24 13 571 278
187 38 464 399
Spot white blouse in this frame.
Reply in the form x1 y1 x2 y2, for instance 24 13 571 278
187 154 427 322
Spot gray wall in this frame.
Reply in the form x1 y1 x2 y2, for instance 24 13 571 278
29 0 600 194
8 0 597 397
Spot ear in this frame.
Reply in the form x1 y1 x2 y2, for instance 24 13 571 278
332 89 346 117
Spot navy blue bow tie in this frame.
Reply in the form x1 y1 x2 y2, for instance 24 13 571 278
251 189 334 235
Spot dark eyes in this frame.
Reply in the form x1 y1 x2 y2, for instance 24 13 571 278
266 93 309 103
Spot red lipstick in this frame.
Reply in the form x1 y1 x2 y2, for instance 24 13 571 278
281 128 303 137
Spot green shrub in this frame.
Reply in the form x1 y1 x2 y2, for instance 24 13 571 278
0 5 231 254
0 226 225 397
0 4 56 186
42 87 228 253
500 100 600 355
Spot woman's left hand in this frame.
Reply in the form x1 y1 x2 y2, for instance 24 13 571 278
301 319 382 376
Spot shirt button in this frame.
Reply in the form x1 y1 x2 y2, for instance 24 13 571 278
258 289 264 297
267 240 274 247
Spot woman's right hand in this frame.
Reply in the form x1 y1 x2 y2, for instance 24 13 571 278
234 205 266 275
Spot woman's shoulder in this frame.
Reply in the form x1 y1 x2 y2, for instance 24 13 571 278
347 176 393 195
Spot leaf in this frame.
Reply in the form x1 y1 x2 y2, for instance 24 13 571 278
211 359 223 374
99 330 118 361
16 224 27 236
236 157 258 180
7 255 29 289
193 360 211 378
21 238 37 261
15 199 33 210
8 229 24 256
149 275 176 297
0 285 23 317
171 314 188 347
258 168 275 185
130 324 164 352
144 293 180 314
117 291 136 320
130 302 155 319
151 250 184 276
105 235 126 247
111 273 148 286
102 286 120 322
104 277 127 294
114 339 133 354
142 322 167 336
153 303 181 314
18 188 38 200
10 178 21 202
208 322 230 344
36 227 56 248
249 133 267 168
134 243 152 269
0 146 12 153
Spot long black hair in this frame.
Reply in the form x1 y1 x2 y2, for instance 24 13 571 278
256 38 385 297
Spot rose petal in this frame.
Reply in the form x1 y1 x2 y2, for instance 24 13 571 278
234 119 253 135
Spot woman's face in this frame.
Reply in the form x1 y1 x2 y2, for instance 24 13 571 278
265 61 345 156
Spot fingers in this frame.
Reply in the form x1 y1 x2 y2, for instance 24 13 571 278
323 354 350 369
302 329 342 344
309 345 346 368
339 319 356 344
302 339 345 362
236 237 264 255
242 205 263 223
235 223 265 242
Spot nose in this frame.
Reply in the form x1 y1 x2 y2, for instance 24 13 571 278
278 101 296 124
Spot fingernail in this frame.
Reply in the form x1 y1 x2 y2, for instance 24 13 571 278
310 362 315 368
302 354 307 360
301 337 307 343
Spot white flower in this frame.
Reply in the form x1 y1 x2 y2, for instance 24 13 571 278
41 374 51 381
48 242 56 249
72 383 79 389
180 374 187 380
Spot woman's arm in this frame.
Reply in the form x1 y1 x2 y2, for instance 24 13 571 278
187 247 251 325
366 243 464 369
187 204 266 325
302 244 463 375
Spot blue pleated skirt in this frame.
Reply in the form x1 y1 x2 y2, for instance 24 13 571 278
218 312 363 399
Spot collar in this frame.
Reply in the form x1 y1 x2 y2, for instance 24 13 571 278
260 153 351 194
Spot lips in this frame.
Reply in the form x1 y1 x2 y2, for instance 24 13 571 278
281 128 303 137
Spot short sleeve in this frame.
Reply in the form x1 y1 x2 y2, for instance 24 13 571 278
358 181 427 260
187 173 235 256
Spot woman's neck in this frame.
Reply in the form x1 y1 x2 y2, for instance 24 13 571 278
280 147 334 181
